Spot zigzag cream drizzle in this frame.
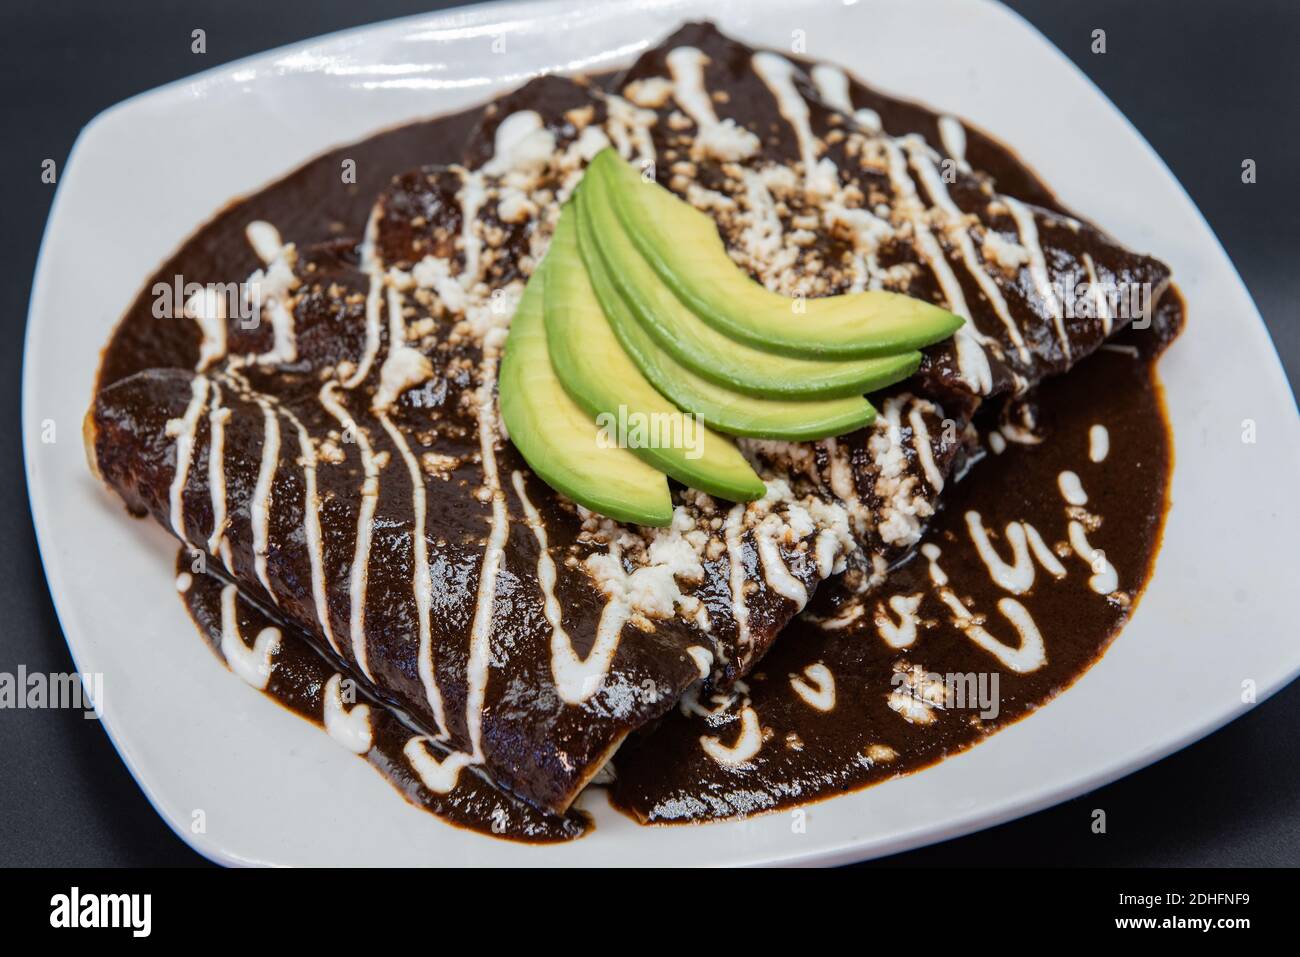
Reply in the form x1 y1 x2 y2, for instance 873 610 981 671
219 583 281 689
880 137 994 395
937 115 969 171
789 663 835 712
809 63 881 132
904 139 1031 365
464 343 509 763
379 411 448 737
1004 195 1070 360
250 396 281 602
344 207 385 389
278 404 340 656
166 375 210 543
205 382 232 555
700 705 763 766
875 593 922 648
513 471 626 705
754 516 808 607
752 51 1106 392
922 544 1046 673
752 52 836 195
318 381 380 679
323 673 373 754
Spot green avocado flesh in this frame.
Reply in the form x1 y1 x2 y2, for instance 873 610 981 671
575 189 877 440
592 149 964 360
543 209 767 503
583 160 921 400
498 272 673 526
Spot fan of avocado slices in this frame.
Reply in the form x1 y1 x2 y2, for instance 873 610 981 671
498 149 962 526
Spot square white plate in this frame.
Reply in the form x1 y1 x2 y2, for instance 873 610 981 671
24 0 1300 866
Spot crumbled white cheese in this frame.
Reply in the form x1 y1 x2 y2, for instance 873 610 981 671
411 256 467 314
483 111 558 177
695 119 760 162
496 187 537 224
623 76 674 109
372 346 432 412
981 228 1030 275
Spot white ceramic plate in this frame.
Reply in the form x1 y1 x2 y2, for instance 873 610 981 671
25 0 1300 866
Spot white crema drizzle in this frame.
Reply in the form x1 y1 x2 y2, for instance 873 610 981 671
514 471 622 705
904 139 1031 365
244 221 299 367
371 280 447 732
907 403 946 493
464 341 510 761
343 207 385 389
403 737 476 795
249 397 281 602
372 285 433 413
1057 470 1087 506
875 593 923 648
1056 472 1119 593
183 288 228 373
1089 424 1110 463
937 115 969 171
279 404 340 656
219 583 281 690
881 138 993 395
754 516 809 608
482 110 557 177
1068 521 1118 595
318 381 380 679
700 705 763 766
809 63 882 132
921 544 1046 673
665 47 760 162
752 52 838 195
686 645 714 679
165 375 210 543
789 663 836 712
379 411 448 737
205 382 232 555
323 673 373 754
965 511 1066 595
1003 196 1070 361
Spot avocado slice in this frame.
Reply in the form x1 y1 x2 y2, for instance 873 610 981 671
498 271 673 527
592 149 964 360
583 159 921 399
575 189 877 440
543 206 766 502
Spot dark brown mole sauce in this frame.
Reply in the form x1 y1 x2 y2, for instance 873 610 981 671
97 111 482 391
100 103 602 843
611 306 1182 824
176 552 590 843
99 57 1182 841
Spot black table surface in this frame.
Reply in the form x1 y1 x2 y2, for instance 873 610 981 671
2 0 1296 867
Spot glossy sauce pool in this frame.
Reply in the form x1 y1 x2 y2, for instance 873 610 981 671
611 314 1179 823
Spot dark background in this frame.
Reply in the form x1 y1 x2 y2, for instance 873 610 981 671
1 0 1296 867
